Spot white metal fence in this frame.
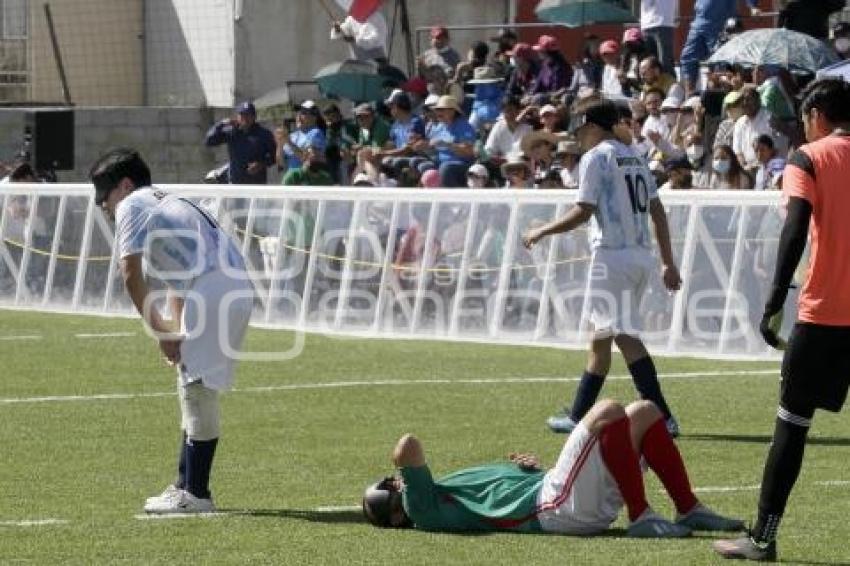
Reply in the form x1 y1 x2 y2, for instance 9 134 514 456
0 184 792 360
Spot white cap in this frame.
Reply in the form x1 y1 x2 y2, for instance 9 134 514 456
661 96 680 110
352 172 374 186
467 163 489 178
540 104 558 116
681 95 701 110
424 93 441 107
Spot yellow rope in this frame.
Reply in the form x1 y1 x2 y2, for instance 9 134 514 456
3 225 780 274
2 238 113 262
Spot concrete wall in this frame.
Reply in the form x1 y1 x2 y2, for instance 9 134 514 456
29 0 144 105
0 107 234 183
234 0 512 103
146 0 235 107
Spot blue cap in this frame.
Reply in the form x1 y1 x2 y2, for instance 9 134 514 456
236 101 256 115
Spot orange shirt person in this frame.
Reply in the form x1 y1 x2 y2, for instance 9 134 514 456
714 78 850 562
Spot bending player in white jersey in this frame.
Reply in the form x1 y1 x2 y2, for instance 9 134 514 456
523 99 683 436
92 148 254 513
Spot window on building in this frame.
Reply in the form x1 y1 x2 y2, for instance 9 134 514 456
0 0 27 40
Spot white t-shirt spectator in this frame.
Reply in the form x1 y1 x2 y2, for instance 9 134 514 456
641 0 677 29
484 117 533 160
641 114 670 141
602 65 624 98
330 14 388 61
732 108 787 170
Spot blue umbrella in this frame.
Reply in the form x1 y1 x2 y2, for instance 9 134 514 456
314 60 387 103
535 0 636 28
707 28 838 75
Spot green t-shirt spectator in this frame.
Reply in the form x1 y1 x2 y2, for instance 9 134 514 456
282 167 334 186
400 464 546 533
358 118 391 148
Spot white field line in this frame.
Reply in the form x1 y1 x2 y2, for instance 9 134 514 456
134 512 231 521
0 518 68 527
692 484 761 493
74 332 136 338
0 335 42 341
314 505 361 513
0 369 779 406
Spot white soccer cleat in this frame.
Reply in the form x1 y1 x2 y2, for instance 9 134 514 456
143 487 214 514
145 485 180 507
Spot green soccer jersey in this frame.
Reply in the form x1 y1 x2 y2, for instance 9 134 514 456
401 464 546 533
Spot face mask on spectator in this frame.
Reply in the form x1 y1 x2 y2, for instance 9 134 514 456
713 159 731 174
836 37 850 53
686 144 704 162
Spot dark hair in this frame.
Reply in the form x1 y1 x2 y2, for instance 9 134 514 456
471 40 489 63
644 87 665 100
89 148 151 205
570 98 619 132
9 162 35 181
756 134 774 149
799 77 850 124
502 94 523 110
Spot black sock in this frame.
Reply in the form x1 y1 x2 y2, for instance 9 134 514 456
570 371 605 420
628 356 673 420
185 438 219 500
753 408 812 544
176 431 187 490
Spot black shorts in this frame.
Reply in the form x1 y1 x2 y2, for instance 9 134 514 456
781 323 850 413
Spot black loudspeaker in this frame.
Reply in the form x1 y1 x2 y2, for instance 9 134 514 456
25 110 75 171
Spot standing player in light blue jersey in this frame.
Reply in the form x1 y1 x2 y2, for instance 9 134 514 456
523 99 683 437
92 148 254 514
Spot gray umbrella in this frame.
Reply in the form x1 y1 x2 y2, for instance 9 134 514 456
535 0 636 28
707 28 838 75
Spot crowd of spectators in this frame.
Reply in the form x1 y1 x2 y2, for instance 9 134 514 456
206 1 850 193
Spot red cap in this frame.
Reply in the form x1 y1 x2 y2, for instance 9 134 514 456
509 42 534 59
599 39 620 55
400 77 428 96
430 25 448 39
534 35 559 52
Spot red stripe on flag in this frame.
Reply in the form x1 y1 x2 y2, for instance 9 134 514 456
349 0 383 22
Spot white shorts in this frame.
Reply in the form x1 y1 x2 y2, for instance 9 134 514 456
535 423 624 535
582 247 655 339
179 270 254 391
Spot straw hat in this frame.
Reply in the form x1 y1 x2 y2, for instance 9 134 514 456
500 152 531 177
467 66 503 84
433 95 463 113
520 129 560 154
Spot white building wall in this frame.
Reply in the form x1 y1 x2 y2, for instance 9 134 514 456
145 0 236 107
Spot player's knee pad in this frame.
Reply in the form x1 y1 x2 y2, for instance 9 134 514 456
180 382 221 441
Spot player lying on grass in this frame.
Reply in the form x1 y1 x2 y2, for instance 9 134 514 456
363 399 744 537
